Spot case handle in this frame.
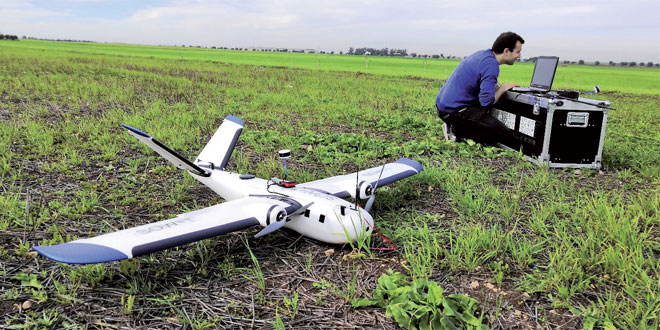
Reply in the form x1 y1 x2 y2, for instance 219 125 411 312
566 112 589 128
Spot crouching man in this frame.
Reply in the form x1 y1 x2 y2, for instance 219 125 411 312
435 31 524 146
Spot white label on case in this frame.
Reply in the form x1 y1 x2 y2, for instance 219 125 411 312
519 117 535 137
492 109 516 130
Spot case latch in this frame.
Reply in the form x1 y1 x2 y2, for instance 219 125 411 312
532 98 540 115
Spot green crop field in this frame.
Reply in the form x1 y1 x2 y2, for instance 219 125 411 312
1 39 658 329
9 39 660 95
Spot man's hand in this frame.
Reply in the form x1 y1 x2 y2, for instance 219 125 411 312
495 82 519 102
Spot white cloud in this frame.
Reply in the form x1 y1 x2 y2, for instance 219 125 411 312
0 0 658 62
0 1 71 19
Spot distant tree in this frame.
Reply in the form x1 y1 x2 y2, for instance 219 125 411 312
619 62 628 66
440 54 444 58
563 60 570 64
629 62 636 67
432 54 439 59
411 53 417 58
640 62 645 67
594 61 600 66
578 59 584 65
348 47 354 55
655 64 659 68
647 62 654 67
609 61 615 66
339 51 343 55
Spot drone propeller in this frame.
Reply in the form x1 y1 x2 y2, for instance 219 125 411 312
254 219 287 238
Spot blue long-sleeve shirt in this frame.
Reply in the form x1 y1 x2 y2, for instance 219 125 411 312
435 49 499 113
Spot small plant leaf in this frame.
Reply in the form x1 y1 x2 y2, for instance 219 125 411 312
351 298 377 308
427 282 444 306
12 273 44 289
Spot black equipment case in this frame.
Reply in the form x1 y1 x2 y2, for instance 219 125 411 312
492 91 610 169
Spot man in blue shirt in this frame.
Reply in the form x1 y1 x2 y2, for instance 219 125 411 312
436 32 524 146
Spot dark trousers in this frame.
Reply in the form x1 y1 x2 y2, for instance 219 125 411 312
437 105 513 147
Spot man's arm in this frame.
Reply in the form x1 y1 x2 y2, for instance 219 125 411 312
494 83 519 102
478 74 498 107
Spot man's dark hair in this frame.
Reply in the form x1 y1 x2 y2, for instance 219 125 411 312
492 32 524 54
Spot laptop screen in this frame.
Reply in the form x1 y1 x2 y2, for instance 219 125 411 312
530 56 559 90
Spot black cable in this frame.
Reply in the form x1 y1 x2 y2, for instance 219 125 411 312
509 91 612 110
549 93 614 110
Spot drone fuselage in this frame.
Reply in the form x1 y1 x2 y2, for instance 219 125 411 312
192 170 374 244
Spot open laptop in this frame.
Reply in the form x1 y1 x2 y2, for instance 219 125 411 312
511 56 559 93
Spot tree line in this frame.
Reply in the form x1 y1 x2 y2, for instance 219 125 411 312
21 36 94 43
0 34 19 40
525 57 657 68
562 59 658 68
349 47 409 56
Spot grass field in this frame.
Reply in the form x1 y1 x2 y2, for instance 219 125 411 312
1 40 659 329
8 40 660 95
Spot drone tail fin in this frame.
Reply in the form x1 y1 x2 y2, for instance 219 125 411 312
195 115 244 171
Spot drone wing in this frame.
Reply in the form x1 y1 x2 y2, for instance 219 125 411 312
298 158 423 198
33 196 297 264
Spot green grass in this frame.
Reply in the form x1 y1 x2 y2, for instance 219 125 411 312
1 39 658 329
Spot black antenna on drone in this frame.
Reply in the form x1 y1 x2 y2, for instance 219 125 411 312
354 160 360 210
279 149 290 180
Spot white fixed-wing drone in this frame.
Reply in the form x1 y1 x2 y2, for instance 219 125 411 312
33 116 423 264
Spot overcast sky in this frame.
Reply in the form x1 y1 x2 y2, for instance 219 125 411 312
1 0 659 62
